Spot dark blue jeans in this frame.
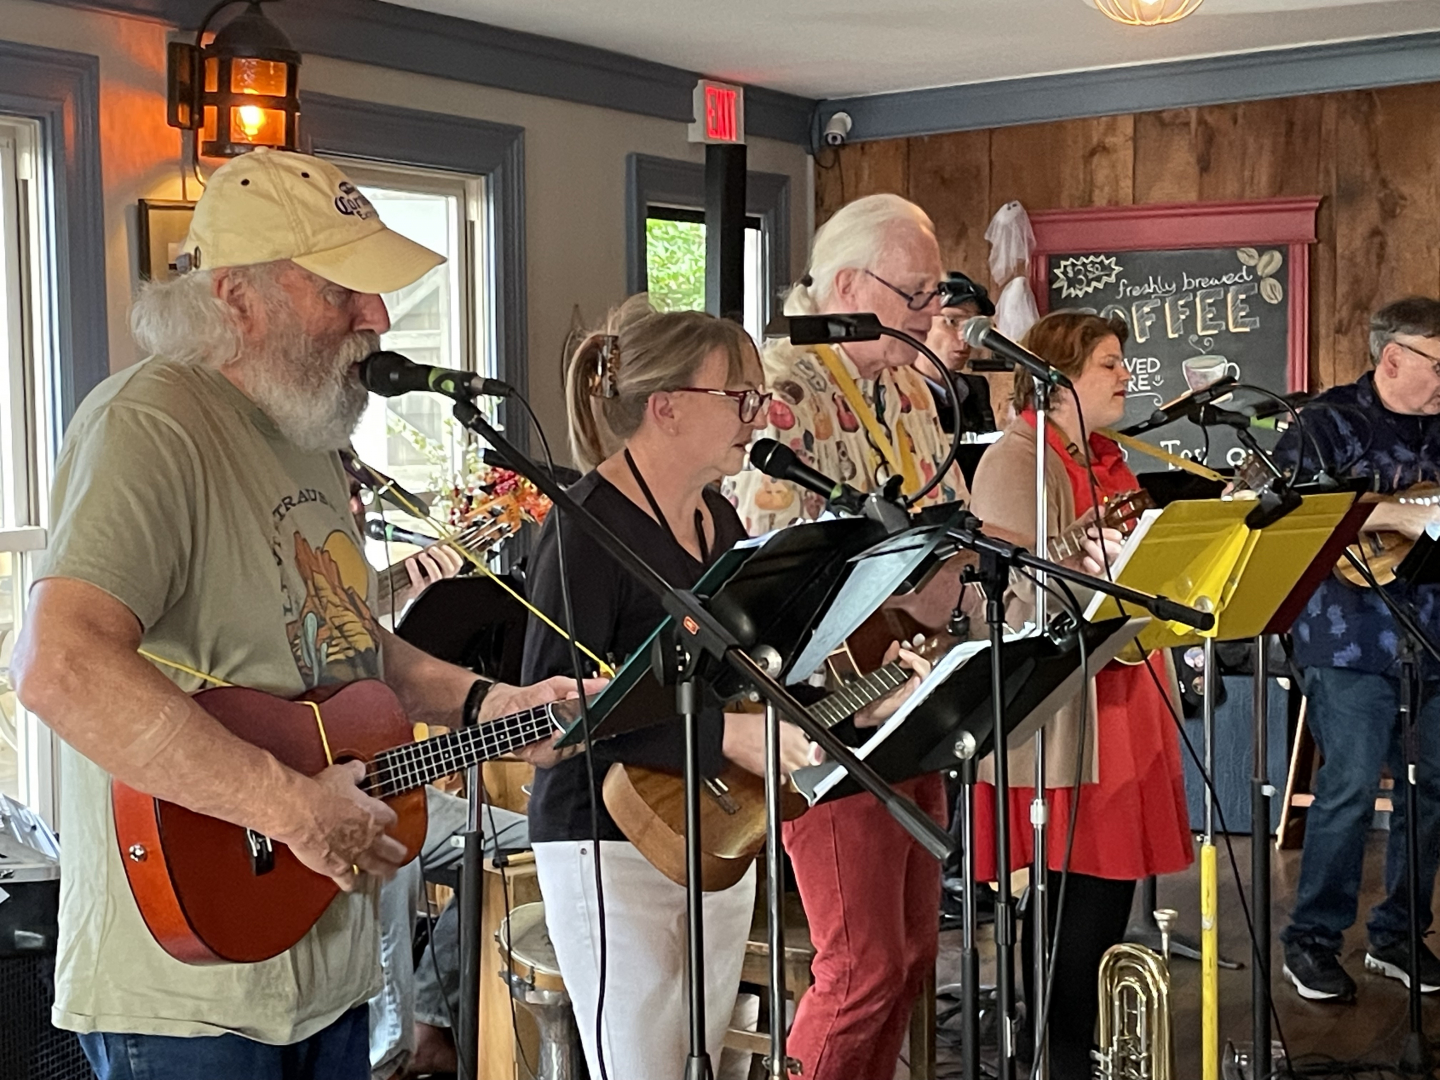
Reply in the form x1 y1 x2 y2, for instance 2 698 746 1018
1281 666 1440 954
79 1006 368 1080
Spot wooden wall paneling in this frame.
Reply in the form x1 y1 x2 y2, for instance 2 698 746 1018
906 130 993 289
1331 83 1440 387
814 140 912 227
989 114 1135 213
1133 108 1205 205
1312 95 1339 390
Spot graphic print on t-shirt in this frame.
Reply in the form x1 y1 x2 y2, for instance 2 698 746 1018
286 529 381 686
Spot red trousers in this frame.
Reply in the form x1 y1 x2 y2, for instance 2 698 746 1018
782 773 946 1080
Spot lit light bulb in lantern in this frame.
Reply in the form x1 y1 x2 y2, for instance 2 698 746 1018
237 104 265 138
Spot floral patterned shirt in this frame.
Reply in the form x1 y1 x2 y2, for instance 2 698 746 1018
1275 371 1440 677
724 340 968 533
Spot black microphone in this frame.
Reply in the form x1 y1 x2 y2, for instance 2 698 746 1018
363 518 438 547
787 313 885 345
1119 376 1239 436
360 351 514 400
749 438 866 515
961 317 1073 389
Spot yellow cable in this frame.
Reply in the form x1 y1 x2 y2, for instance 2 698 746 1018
137 648 233 687
376 478 616 678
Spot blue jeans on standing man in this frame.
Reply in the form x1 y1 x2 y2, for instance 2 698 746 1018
1282 666 1440 954
80 1006 369 1080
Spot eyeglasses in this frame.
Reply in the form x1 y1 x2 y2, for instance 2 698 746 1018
672 386 772 423
865 270 943 312
1398 340 1440 375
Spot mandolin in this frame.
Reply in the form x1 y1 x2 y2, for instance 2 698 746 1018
112 679 579 964
604 633 955 892
1333 483 1440 587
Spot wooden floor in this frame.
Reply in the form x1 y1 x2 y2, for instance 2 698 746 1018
933 831 1437 1077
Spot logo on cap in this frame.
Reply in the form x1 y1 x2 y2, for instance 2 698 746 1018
334 181 377 221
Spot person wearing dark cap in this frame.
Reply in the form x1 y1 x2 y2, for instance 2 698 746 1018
921 271 998 436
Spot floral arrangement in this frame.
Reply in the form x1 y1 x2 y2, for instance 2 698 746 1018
437 451 552 531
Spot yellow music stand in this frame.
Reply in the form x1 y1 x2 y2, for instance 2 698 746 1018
1087 490 1357 1080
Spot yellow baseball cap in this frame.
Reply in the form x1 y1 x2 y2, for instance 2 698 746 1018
179 148 444 294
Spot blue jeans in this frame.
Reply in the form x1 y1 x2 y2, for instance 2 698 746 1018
1281 666 1440 953
79 1006 368 1080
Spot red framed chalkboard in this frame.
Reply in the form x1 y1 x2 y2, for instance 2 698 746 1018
1027 198 1320 394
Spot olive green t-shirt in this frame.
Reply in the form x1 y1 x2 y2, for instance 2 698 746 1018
41 356 385 1043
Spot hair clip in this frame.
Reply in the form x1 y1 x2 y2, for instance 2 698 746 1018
595 334 620 398
799 273 814 288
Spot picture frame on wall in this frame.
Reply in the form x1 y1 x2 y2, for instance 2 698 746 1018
136 199 196 281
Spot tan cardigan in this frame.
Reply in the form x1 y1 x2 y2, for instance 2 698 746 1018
968 417 1100 788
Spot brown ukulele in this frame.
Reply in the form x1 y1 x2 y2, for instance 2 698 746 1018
112 679 578 964
1333 483 1440 587
603 633 955 892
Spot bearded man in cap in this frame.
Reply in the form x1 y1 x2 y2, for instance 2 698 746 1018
11 149 593 1080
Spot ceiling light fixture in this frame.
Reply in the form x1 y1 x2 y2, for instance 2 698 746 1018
1094 0 1204 25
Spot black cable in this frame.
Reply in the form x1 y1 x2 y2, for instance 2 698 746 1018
509 393 611 1080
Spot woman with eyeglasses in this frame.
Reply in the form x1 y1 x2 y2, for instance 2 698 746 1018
726 193 972 1080
521 298 929 1079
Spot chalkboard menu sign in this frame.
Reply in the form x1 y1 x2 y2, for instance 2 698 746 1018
1046 245 1289 467
1028 200 1319 472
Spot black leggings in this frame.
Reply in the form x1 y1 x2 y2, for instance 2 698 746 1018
1021 870 1136 1080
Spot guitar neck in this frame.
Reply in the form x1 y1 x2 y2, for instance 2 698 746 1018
367 702 561 796
373 519 506 614
1048 521 1091 563
809 660 911 729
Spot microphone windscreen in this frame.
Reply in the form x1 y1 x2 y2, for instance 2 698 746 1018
786 313 885 346
749 438 793 476
359 351 419 397
960 316 992 350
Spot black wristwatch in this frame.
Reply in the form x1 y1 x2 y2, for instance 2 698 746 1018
462 677 493 727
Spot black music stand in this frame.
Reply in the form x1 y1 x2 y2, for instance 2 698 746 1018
553 514 959 748
395 574 530 685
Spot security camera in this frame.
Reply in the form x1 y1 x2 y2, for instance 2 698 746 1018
822 112 853 147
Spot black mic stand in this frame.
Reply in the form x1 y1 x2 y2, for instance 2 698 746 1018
1341 544 1440 1077
919 512 1215 1080
444 395 958 1080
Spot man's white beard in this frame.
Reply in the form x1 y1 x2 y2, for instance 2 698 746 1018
243 321 377 453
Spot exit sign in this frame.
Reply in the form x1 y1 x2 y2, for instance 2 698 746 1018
688 80 745 144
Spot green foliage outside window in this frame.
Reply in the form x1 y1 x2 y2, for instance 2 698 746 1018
645 217 706 313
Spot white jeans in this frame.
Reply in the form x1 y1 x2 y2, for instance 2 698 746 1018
534 840 755 1080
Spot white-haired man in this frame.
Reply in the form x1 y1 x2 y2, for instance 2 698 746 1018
725 193 969 1080
12 149 593 1080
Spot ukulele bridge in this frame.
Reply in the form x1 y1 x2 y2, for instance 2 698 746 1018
245 829 275 876
704 777 740 815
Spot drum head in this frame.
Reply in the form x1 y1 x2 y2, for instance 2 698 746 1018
497 901 563 984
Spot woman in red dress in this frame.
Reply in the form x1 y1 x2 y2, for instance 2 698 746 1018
967 310 1193 1078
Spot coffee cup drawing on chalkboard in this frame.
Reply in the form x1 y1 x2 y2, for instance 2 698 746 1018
1183 354 1241 391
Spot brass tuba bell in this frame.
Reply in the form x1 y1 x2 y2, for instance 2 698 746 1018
1094 908 1177 1080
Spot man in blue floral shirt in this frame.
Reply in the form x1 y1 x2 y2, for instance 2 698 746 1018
1276 297 1440 1003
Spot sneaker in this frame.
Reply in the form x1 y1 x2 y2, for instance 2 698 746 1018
1364 939 1440 992
1282 939 1356 1002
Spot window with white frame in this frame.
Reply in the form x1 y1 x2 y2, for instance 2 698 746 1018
322 159 492 565
0 115 57 821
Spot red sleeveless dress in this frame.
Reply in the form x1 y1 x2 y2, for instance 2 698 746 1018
973 413 1194 881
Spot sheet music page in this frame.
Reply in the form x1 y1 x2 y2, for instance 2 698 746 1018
1082 507 1161 622
797 623 1036 802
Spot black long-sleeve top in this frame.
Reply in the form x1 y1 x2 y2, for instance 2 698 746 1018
521 471 749 842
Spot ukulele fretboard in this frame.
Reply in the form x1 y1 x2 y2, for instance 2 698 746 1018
809 662 910 729
367 704 558 796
